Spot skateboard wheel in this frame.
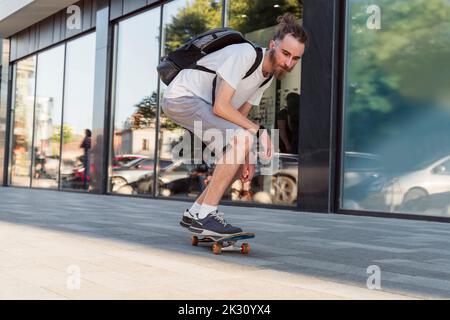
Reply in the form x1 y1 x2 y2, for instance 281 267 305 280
212 243 222 255
241 243 250 254
191 236 199 246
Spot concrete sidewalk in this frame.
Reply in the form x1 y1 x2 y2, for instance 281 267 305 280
0 187 449 299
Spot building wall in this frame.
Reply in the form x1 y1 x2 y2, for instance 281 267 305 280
9 0 98 62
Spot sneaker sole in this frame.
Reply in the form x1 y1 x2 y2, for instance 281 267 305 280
179 220 191 229
188 225 240 237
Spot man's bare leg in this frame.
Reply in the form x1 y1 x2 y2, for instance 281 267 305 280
195 163 244 205
202 131 254 206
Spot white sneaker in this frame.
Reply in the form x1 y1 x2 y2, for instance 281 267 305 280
179 209 197 229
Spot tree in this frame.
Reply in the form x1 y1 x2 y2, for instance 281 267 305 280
344 0 450 168
134 91 181 130
163 0 303 52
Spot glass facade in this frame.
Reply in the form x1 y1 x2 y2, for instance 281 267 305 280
154 0 303 206
60 33 96 191
109 7 161 195
341 0 450 217
226 0 302 206
5 0 448 220
9 32 96 191
106 0 304 207
156 0 223 200
10 56 37 187
31 45 65 189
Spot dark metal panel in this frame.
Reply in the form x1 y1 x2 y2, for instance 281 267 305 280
91 0 112 194
0 40 11 185
9 36 17 62
52 11 63 43
39 16 54 50
66 0 84 39
110 0 123 20
16 29 31 59
91 0 98 27
298 0 340 213
123 0 147 15
83 0 93 31
60 7 67 41
29 24 39 53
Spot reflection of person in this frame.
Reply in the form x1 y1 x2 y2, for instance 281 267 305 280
80 129 91 190
161 13 307 236
34 147 46 178
276 92 299 154
188 163 210 193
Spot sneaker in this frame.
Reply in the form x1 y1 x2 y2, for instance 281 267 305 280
188 210 243 236
180 209 197 229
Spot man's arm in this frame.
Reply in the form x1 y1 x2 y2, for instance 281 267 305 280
213 80 259 133
237 102 253 118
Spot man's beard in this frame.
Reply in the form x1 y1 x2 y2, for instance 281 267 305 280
269 48 287 80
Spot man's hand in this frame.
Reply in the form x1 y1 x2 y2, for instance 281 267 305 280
259 129 273 160
241 162 256 183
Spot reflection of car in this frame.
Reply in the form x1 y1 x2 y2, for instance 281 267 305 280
111 157 154 192
383 155 450 210
112 154 146 169
61 159 93 189
256 153 299 205
342 152 386 209
398 191 450 216
134 160 204 196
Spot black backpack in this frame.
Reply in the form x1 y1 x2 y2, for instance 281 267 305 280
157 28 272 104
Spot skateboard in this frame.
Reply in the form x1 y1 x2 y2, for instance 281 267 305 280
190 232 255 255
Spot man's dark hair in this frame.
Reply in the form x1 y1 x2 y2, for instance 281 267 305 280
273 13 308 44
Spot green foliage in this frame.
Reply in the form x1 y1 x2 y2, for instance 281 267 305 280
228 0 302 34
51 125 73 144
164 0 303 52
164 0 222 53
345 0 450 156
134 92 181 130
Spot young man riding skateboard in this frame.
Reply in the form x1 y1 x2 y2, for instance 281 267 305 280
161 13 307 237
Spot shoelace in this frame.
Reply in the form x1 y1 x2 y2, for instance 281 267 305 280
211 210 228 226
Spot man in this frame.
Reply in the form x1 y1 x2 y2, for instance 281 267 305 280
161 13 307 236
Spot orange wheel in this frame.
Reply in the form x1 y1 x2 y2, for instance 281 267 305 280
191 236 199 246
212 243 222 255
241 243 250 254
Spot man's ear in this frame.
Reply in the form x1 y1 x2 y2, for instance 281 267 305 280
269 39 276 49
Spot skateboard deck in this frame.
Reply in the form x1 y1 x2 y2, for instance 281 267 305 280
190 232 255 255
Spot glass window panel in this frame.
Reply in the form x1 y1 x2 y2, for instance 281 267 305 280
157 0 223 199
223 0 303 206
109 7 161 195
60 33 96 191
341 0 450 216
10 56 37 187
31 45 65 189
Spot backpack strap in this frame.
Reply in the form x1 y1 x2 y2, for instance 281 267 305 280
243 46 263 79
259 74 273 88
211 75 218 107
209 46 272 106
244 46 273 88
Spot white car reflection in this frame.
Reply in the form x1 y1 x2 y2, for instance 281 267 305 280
111 157 154 192
383 155 450 209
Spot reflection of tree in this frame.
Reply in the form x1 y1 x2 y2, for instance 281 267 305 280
164 0 303 52
345 0 450 165
134 91 180 130
164 0 222 53
52 125 73 144
227 0 302 34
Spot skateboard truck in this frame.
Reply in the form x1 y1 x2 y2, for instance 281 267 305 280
191 232 255 255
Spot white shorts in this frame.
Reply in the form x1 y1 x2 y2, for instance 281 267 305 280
161 96 243 151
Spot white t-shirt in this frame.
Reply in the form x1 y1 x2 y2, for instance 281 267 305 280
163 43 273 109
